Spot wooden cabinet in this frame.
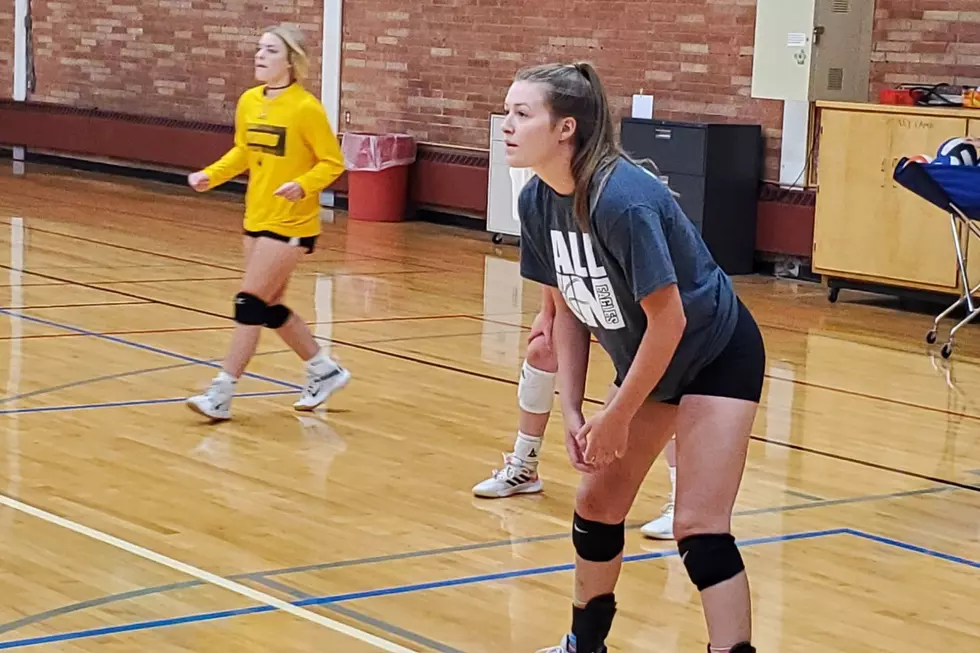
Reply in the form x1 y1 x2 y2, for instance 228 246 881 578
813 102 980 300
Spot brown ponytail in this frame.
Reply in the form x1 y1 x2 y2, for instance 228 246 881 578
514 61 670 231
515 62 618 231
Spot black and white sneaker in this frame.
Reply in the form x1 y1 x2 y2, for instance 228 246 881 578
472 453 543 498
186 376 234 421
293 365 351 411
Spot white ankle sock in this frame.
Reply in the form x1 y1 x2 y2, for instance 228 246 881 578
668 465 676 503
306 350 338 374
216 370 238 385
513 431 542 469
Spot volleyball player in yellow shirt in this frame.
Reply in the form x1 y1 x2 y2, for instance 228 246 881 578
185 24 350 421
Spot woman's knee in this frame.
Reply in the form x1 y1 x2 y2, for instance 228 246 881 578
525 334 557 373
671 506 733 542
575 476 633 525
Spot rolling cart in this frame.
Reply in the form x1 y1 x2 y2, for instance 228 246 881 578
893 158 980 358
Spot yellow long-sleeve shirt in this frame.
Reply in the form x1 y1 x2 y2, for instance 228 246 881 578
203 83 345 238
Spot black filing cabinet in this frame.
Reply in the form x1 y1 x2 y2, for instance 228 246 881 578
620 118 762 275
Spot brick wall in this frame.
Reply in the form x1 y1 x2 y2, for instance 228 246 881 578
0 4 13 99
10 2 978 181
27 1 322 125
341 2 785 180
871 4 980 96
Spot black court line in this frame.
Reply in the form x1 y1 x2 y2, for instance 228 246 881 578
0 221 246 273
1 215 452 274
0 264 230 320
0 300 152 310
325 338 980 494
7 255 975 495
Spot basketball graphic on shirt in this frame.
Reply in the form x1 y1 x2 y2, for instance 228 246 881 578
551 230 625 331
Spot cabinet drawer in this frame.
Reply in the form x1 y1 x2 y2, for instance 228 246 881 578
621 120 706 176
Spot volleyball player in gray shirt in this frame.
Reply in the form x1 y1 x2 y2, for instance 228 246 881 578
502 62 766 653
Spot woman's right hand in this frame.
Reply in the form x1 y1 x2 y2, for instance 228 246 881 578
563 409 596 474
187 171 210 192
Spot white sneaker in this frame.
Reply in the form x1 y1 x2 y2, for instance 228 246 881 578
536 634 605 653
472 453 543 498
536 635 572 653
293 364 351 411
639 501 675 540
186 375 234 421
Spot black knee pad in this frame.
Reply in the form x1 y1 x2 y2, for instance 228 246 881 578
572 512 625 563
234 292 267 326
677 533 745 591
264 304 291 329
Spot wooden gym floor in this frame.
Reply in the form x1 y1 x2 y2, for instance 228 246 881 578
0 163 976 652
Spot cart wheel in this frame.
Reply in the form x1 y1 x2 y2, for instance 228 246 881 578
491 233 503 244
926 330 937 344
941 343 953 359
828 287 840 303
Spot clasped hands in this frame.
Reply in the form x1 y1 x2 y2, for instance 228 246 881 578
563 404 630 474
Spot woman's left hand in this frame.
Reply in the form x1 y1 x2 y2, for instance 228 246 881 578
273 182 306 202
576 408 630 470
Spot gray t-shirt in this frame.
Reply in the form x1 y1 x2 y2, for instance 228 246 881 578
519 156 738 401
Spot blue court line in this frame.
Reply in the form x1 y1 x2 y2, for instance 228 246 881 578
845 529 980 569
0 348 294 406
253 577 465 653
0 308 301 391
0 361 195 404
0 390 296 415
3 527 976 650
0 528 842 650
0 485 953 637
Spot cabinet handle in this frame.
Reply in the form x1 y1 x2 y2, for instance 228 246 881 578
655 129 672 140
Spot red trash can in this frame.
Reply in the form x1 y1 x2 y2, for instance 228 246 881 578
341 132 417 222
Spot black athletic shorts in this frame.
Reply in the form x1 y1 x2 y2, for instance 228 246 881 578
615 298 766 405
244 229 318 254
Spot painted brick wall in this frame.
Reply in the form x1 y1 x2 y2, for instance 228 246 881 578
0 4 13 99
871 4 980 95
27 1 322 124
341 2 785 180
